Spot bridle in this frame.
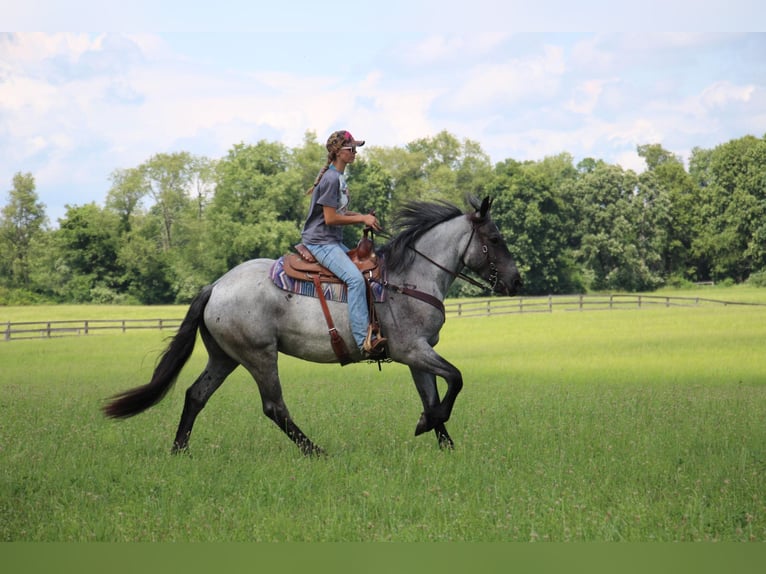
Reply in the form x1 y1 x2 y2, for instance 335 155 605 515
376 213 501 317
383 216 498 315
406 214 499 292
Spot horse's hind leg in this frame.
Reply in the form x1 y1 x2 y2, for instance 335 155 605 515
242 345 323 456
172 354 238 453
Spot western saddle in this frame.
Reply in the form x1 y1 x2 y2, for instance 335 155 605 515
281 230 384 365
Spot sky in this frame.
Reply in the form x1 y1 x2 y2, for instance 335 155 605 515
2 1 765 224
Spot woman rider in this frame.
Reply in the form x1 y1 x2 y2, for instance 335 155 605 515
301 130 387 359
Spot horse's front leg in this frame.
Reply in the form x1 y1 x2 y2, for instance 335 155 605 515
408 366 458 449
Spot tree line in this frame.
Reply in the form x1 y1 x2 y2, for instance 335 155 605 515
2 130 765 305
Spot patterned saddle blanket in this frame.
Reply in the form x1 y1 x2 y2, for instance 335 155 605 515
269 256 387 304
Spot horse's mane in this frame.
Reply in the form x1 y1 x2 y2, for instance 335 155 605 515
378 200 464 272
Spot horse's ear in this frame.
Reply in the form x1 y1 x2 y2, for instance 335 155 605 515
479 196 493 218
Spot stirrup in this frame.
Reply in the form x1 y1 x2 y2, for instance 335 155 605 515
362 324 387 356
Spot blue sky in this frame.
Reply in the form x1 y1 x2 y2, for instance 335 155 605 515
2 2 765 223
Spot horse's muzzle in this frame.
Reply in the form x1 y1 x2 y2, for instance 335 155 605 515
495 272 522 296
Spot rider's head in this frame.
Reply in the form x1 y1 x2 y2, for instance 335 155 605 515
325 130 365 159
306 130 365 194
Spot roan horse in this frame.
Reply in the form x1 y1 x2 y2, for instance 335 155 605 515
103 197 521 454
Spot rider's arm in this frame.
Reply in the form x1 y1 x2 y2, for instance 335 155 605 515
322 205 381 230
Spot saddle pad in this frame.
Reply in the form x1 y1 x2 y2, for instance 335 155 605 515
269 257 387 304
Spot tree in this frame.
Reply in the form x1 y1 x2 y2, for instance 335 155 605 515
54 203 124 301
572 162 662 291
637 143 697 282
205 141 303 273
106 167 148 233
690 135 766 281
343 156 394 245
141 152 195 252
404 130 492 206
489 154 582 295
367 130 492 209
118 230 174 304
0 172 48 287
189 156 217 218
292 130 326 193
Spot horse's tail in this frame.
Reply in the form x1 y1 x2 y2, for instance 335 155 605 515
102 284 214 419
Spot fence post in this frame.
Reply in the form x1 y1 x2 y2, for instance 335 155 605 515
5 321 10 341
548 295 552 312
84 320 89 335
579 294 584 311
47 322 51 337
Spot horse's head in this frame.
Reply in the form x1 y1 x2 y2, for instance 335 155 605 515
465 197 522 296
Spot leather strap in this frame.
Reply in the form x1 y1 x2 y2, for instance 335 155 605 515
384 282 445 317
312 274 353 365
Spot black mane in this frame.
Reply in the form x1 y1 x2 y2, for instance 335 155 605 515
378 200 464 272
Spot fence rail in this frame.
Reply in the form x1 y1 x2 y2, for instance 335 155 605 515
4 294 765 342
3 318 183 342
445 293 766 318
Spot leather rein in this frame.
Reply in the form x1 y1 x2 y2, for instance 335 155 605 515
381 216 499 316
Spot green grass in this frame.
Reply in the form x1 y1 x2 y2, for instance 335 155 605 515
1 298 765 541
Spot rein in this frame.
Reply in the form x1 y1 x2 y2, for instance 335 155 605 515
407 216 500 291
379 216 499 316
406 223 492 291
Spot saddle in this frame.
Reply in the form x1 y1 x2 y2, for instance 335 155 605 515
283 230 385 366
283 237 381 284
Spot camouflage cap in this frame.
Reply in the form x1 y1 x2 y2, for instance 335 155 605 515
326 130 365 154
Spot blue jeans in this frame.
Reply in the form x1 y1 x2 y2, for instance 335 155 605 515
304 242 368 350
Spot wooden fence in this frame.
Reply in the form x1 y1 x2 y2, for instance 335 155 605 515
444 293 766 318
3 294 765 342
3 318 183 342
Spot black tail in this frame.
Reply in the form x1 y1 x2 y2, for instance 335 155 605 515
102 284 214 419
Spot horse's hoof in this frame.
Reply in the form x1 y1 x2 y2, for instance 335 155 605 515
438 436 455 450
171 443 190 455
301 443 326 457
414 413 432 436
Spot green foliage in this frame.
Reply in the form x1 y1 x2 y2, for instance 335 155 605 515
490 155 584 295
3 133 766 303
0 172 48 288
691 135 766 282
747 269 766 287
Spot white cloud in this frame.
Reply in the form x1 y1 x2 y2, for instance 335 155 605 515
700 80 755 108
442 44 566 112
404 32 509 66
1 31 764 223
565 78 620 115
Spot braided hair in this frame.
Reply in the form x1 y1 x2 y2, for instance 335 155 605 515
305 158 335 195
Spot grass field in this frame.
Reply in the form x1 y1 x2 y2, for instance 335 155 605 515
1 288 765 541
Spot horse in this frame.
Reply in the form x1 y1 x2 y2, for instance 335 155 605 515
103 196 522 454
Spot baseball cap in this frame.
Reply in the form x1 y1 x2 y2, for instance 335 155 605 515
326 130 365 153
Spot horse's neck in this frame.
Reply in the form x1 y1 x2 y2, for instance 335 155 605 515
391 216 468 299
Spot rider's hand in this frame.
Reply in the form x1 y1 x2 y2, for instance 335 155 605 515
363 213 382 231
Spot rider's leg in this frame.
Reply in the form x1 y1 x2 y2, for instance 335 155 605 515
305 243 368 350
